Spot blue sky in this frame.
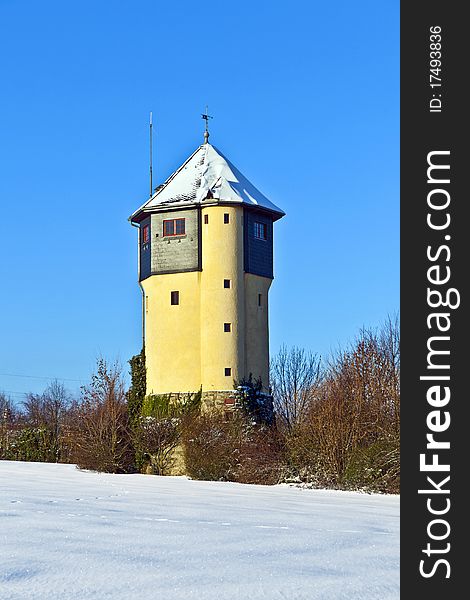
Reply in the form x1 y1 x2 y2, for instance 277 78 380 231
0 1 399 401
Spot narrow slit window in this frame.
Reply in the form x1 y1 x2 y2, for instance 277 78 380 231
254 222 267 240
204 214 209 224
163 218 185 237
224 279 231 289
145 296 149 313
225 367 232 377
224 213 230 224
171 291 180 305
224 323 231 332
258 293 262 307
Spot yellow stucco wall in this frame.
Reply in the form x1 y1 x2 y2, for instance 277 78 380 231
143 205 271 395
200 205 245 390
142 271 202 395
244 273 272 390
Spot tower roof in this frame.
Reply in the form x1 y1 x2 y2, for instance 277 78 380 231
130 143 285 221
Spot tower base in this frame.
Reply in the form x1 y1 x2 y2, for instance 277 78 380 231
201 390 239 412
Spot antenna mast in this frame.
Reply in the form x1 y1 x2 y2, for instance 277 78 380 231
149 112 153 198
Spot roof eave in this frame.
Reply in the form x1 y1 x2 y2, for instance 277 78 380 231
129 199 285 224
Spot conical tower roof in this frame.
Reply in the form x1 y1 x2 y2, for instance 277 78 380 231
130 143 284 221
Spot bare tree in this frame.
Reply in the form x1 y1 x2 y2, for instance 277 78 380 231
0 392 14 421
377 314 400 434
43 381 72 462
22 393 46 428
20 381 72 462
1 392 17 459
74 359 133 473
270 345 322 431
292 318 400 489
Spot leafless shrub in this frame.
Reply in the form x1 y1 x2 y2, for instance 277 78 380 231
131 391 201 474
182 410 283 484
133 416 180 475
278 317 400 492
1 382 73 463
233 424 284 485
182 411 238 481
271 346 321 432
72 359 134 473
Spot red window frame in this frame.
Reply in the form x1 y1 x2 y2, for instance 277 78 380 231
142 224 150 244
254 222 267 240
163 218 185 237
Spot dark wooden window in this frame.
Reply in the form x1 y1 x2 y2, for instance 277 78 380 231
142 224 150 244
163 218 185 237
258 293 262 307
225 367 232 376
224 279 231 288
224 323 231 332
204 214 209 224
171 291 179 305
224 213 230 224
254 222 267 240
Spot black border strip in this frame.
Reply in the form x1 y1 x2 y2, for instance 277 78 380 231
401 3 466 596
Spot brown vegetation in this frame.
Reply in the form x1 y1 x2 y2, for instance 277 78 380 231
71 359 134 473
1 317 400 493
277 317 400 492
181 411 283 485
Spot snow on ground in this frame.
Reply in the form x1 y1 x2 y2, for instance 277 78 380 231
0 461 399 600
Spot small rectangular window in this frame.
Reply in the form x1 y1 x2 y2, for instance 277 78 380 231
254 222 267 240
258 293 262 307
142 224 150 244
224 279 231 288
204 214 209 224
224 323 231 332
145 296 149 313
163 218 185 237
171 291 179 305
224 213 230 224
225 367 232 376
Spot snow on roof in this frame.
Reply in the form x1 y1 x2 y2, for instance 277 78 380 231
131 143 284 220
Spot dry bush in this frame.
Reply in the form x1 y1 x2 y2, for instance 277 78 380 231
233 425 284 485
132 391 201 474
72 359 134 473
133 410 180 475
133 417 179 475
278 317 400 492
2 383 72 463
182 410 283 484
182 411 238 481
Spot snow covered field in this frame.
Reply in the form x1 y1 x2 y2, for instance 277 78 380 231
0 461 399 599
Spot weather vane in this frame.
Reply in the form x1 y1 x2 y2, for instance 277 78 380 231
201 105 213 143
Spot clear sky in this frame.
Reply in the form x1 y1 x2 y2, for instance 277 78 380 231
0 1 399 401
